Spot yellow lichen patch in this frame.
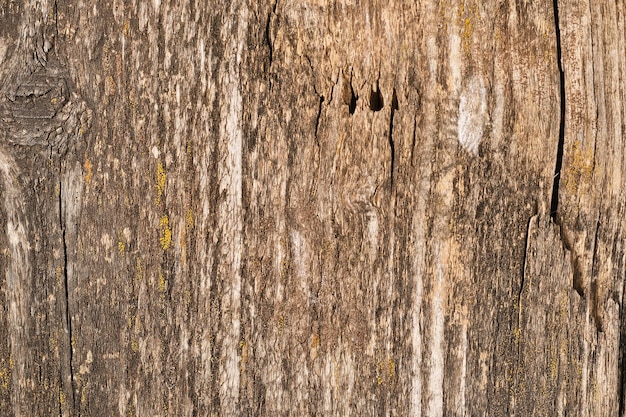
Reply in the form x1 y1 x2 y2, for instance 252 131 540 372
136 258 144 281
131 340 139 353
59 388 66 406
462 18 474 54
550 357 558 380
0 366 10 390
155 161 166 206
387 358 396 379
159 215 172 250
564 141 594 194
118 240 125 254
375 357 397 385
185 208 194 229
84 159 93 184
158 270 167 293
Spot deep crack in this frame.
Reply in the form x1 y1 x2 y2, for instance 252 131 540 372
59 179 75 408
314 94 323 141
388 88 398 188
550 0 565 219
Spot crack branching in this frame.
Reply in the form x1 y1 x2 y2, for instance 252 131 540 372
59 180 75 408
550 0 566 219
388 88 398 189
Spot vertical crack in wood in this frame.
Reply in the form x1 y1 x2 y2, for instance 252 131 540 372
388 88 398 189
517 216 534 336
410 117 417 167
265 0 278 69
590 216 603 332
314 93 323 141
550 0 565 219
59 179 75 410
619 274 626 417
53 0 59 39
265 13 273 68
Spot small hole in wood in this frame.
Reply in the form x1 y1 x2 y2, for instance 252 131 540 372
369 87 384 112
348 87 357 115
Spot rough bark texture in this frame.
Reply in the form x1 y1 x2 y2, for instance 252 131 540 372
0 0 625 416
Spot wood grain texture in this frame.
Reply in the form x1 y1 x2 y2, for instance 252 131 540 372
0 0 624 416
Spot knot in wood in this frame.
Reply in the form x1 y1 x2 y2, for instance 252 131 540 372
0 60 91 155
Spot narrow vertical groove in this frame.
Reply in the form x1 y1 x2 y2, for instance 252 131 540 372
314 95 324 140
388 89 398 188
517 216 534 334
59 180 75 410
618 249 626 417
589 217 604 332
265 13 273 67
550 0 565 219
265 0 278 69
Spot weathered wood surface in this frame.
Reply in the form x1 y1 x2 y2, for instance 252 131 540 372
0 0 624 415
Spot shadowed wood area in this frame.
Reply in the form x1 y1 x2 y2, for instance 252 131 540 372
0 0 625 415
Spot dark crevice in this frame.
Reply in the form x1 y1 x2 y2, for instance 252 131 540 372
388 89 398 188
53 0 59 39
572 258 585 298
265 12 273 67
369 85 384 112
59 179 75 409
341 71 358 115
550 0 565 220
314 95 324 140
348 84 357 115
265 1 278 69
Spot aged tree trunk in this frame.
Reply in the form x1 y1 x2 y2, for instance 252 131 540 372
0 0 625 415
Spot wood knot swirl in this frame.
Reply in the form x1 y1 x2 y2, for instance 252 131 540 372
0 59 92 154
